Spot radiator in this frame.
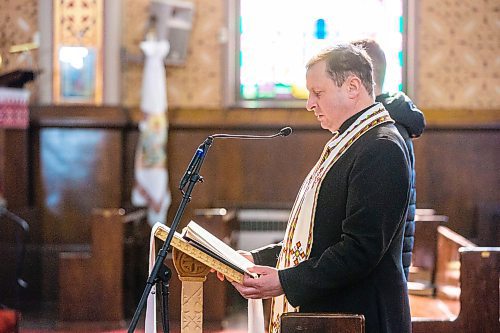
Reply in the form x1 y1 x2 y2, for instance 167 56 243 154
236 209 290 251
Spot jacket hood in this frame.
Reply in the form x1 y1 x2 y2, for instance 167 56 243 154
376 92 426 138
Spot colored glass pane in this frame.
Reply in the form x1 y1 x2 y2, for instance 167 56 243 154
239 0 405 101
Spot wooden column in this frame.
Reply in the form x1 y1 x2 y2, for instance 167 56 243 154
172 249 211 333
0 129 5 203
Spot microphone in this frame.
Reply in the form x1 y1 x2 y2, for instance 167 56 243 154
209 126 293 140
279 126 293 137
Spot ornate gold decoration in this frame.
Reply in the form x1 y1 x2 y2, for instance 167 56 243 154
52 0 103 104
173 250 210 279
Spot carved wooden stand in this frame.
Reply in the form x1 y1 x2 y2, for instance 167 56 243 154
172 249 211 333
153 222 241 332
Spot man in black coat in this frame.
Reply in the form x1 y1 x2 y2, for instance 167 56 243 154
228 44 412 333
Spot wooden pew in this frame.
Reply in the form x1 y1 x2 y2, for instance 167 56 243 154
58 207 146 327
281 313 365 333
408 214 449 295
410 226 500 333
433 226 476 300
410 226 473 320
279 226 499 333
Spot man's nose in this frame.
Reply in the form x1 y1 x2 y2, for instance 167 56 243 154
306 96 316 112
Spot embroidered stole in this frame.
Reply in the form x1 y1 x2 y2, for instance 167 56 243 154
267 104 393 333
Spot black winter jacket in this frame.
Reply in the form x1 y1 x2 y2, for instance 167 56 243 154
376 92 425 280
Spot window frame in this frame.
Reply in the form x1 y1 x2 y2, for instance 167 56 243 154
224 0 417 109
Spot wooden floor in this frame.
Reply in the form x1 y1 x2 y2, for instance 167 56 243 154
15 294 460 332
409 294 459 320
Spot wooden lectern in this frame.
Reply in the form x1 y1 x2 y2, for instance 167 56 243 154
154 223 243 333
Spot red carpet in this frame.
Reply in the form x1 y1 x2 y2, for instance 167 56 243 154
22 330 245 333
22 329 246 333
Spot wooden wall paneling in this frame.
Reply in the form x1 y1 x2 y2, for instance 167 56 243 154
211 138 246 204
18 105 500 309
473 203 500 246
3 129 29 209
166 127 331 226
58 251 94 321
122 129 139 205
422 109 500 128
28 106 129 245
26 106 130 305
413 129 500 239
37 127 123 244
59 208 139 325
28 126 42 244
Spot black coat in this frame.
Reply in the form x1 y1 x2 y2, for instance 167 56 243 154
253 108 412 333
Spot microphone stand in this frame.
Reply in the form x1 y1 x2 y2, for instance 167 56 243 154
128 136 214 333
127 126 292 332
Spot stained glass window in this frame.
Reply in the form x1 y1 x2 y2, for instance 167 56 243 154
236 0 405 105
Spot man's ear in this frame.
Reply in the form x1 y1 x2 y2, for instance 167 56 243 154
346 75 362 98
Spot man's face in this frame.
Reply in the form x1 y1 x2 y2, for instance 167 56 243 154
306 61 351 132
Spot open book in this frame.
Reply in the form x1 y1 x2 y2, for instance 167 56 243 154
153 221 257 283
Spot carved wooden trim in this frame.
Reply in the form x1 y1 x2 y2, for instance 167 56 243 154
179 280 204 333
172 249 209 333
164 107 500 130
155 226 244 283
29 106 500 130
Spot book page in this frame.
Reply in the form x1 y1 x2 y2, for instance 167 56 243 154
183 220 257 278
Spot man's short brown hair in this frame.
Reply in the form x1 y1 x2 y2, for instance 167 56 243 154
306 43 375 96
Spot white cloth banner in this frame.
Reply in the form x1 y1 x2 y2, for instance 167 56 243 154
145 223 162 333
132 40 171 226
248 299 265 333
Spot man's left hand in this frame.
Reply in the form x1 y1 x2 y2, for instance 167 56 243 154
231 265 284 299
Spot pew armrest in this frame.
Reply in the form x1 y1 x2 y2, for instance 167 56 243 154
435 226 476 300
